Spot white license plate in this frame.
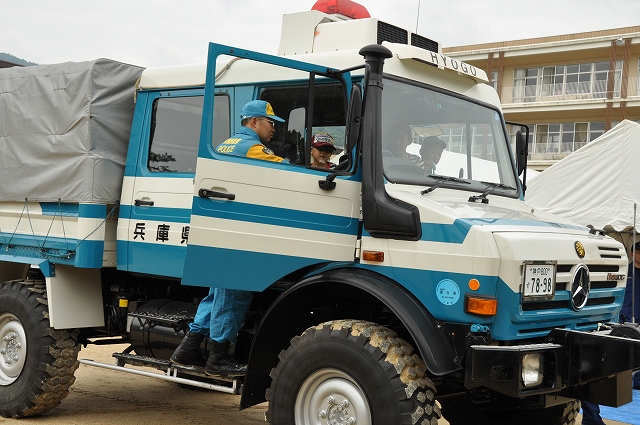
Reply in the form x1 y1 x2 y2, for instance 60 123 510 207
523 263 555 299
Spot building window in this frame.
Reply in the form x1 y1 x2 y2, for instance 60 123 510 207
534 124 560 154
513 68 539 102
491 70 498 91
513 61 622 102
636 59 640 95
589 122 605 141
530 122 605 157
510 122 606 160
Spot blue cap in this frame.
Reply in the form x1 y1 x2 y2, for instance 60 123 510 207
240 100 285 122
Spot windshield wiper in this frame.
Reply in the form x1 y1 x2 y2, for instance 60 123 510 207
421 174 470 195
468 181 517 204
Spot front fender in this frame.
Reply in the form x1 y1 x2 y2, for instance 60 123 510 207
240 267 460 409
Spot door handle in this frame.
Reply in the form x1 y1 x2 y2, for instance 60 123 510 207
134 199 155 206
198 189 235 201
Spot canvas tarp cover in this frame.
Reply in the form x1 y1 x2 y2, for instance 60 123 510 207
0 59 144 203
525 119 640 233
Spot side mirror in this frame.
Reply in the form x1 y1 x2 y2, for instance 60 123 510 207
516 130 527 176
319 83 363 188
344 83 363 158
287 107 306 165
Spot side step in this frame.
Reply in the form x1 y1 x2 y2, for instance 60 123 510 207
79 352 240 394
128 311 193 326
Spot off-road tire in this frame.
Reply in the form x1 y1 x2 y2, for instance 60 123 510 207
441 395 580 425
265 319 441 424
536 400 581 425
0 279 80 418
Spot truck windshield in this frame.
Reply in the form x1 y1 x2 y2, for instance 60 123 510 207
381 78 519 197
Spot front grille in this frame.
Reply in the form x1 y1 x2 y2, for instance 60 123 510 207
588 264 622 273
557 264 573 273
554 262 621 293
558 264 619 273
598 245 624 259
521 258 623 314
590 280 618 289
522 297 615 311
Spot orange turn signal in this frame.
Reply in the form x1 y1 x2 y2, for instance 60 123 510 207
362 251 384 262
465 295 497 316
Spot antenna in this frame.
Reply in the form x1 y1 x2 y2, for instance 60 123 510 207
416 0 421 33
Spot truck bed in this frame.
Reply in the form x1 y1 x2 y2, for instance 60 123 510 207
0 59 143 203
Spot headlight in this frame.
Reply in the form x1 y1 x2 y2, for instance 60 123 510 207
521 353 543 387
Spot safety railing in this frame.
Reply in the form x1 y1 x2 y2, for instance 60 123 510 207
498 78 640 105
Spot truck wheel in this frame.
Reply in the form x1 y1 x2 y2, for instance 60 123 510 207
265 320 440 425
534 400 581 425
441 396 580 425
0 280 80 418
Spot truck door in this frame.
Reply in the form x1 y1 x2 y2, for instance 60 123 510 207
182 44 360 291
119 89 230 277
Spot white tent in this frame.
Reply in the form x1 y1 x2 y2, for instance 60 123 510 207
525 168 541 181
525 120 640 247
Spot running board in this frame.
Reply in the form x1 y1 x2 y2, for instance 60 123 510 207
79 357 240 394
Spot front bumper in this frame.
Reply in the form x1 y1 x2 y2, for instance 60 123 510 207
465 325 640 406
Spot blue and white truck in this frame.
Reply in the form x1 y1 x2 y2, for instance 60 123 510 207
1 1 639 424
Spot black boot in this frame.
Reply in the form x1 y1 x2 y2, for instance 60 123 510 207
204 340 247 376
170 331 206 367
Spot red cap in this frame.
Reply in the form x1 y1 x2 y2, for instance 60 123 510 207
311 132 336 150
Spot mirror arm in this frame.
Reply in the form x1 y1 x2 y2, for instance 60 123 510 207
318 170 354 191
334 64 367 76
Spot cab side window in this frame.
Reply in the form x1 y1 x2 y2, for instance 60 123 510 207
260 83 345 165
148 94 230 173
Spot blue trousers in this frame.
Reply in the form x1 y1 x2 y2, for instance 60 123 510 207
189 288 253 343
581 401 605 425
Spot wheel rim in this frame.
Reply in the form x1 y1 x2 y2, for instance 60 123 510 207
0 313 27 385
295 368 372 425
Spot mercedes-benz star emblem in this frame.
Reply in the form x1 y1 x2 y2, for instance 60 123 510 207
570 264 590 310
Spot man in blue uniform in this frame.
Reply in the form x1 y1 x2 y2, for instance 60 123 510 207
622 242 640 325
171 100 287 375
583 241 640 421
622 241 640 389
215 99 288 163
